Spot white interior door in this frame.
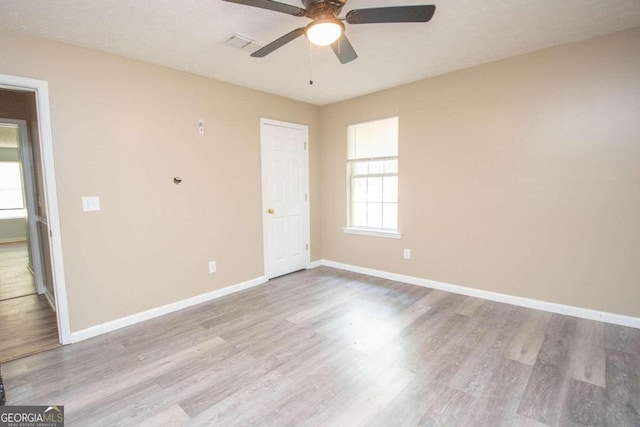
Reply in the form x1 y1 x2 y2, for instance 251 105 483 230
261 119 310 279
12 119 47 296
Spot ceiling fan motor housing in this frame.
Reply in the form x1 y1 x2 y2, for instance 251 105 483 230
302 0 345 19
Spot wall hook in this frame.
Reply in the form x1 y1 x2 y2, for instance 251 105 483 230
173 177 182 185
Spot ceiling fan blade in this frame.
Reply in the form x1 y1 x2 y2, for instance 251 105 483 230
331 34 358 64
251 28 305 58
222 0 306 17
346 5 435 24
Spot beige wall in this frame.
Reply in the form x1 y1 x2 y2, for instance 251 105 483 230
0 29 321 331
0 219 27 241
320 27 640 318
0 25 638 333
0 147 20 161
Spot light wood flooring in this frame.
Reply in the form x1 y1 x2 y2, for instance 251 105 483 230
3 267 639 426
0 241 35 301
0 241 59 363
0 295 60 363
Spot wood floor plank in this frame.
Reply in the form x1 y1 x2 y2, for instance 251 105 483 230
308 364 414 427
462 358 534 427
505 310 551 366
412 302 511 383
604 349 640 427
415 385 476 426
1 267 637 426
569 319 606 387
369 378 450 427
351 292 433 355
517 314 578 426
513 414 552 427
448 304 527 397
453 295 486 316
559 379 606 427
137 404 190 427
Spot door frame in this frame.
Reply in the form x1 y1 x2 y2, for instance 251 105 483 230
260 118 311 279
1 118 46 296
0 74 71 345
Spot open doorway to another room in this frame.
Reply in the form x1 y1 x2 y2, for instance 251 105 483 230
0 89 59 363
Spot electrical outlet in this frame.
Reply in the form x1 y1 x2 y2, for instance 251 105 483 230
208 261 217 273
403 248 411 259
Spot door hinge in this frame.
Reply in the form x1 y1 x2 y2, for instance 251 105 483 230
304 141 307 150
305 193 308 201
306 243 309 251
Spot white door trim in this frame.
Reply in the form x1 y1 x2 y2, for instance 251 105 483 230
1 118 46 295
0 74 71 344
260 118 311 279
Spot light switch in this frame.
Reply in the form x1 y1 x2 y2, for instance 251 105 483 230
82 196 101 212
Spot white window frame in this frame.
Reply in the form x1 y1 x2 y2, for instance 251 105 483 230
344 116 402 239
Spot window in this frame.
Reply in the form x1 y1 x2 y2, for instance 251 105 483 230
347 117 399 236
0 162 26 219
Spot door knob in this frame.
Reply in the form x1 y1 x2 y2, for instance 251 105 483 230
267 208 274 214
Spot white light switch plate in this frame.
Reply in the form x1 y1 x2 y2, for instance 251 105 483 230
82 196 101 212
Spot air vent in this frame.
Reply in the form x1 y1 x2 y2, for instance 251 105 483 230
225 33 264 54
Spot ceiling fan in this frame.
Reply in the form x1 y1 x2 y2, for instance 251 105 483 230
222 0 436 64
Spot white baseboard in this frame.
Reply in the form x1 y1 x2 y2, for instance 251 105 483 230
307 260 323 269
316 260 640 330
70 276 268 343
0 237 27 244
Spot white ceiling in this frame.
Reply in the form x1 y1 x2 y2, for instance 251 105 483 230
1 0 639 106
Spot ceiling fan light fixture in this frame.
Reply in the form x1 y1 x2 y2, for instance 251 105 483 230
304 19 344 46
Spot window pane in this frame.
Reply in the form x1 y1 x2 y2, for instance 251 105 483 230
368 203 383 228
352 202 367 227
367 177 383 203
384 159 398 174
353 162 368 175
0 163 22 189
383 176 398 203
369 161 384 174
0 162 24 210
383 203 398 230
0 190 24 209
352 177 367 202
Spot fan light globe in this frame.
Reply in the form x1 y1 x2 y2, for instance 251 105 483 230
305 20 344 46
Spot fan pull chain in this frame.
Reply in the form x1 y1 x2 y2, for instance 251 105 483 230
309 41 314 85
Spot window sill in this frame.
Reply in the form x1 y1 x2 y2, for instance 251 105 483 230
343 227 402 239
0 213 26 221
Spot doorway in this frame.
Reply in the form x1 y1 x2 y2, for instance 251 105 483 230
0 75 70 361
261 119 311 279
0 110 59 362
